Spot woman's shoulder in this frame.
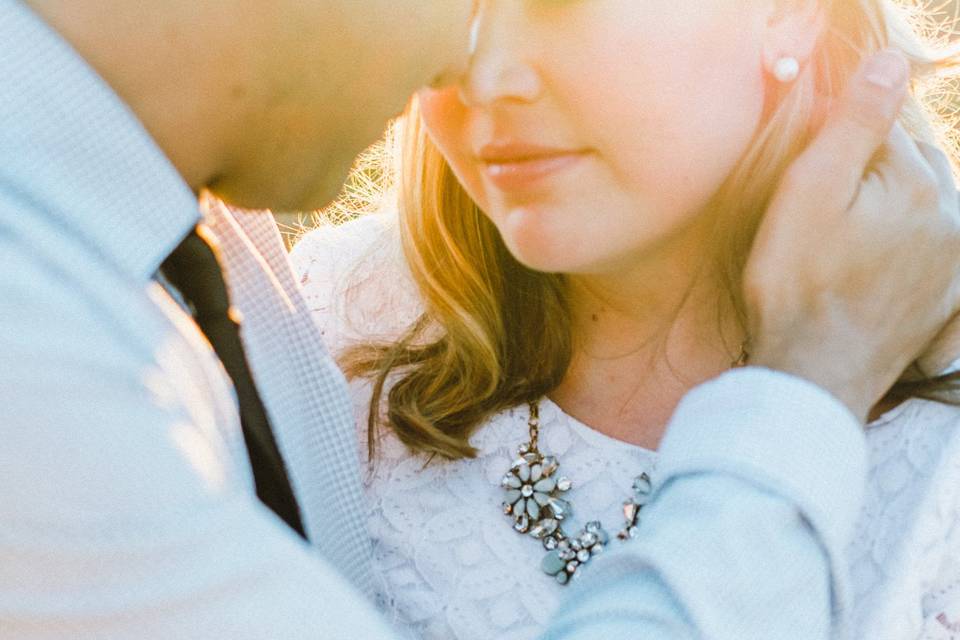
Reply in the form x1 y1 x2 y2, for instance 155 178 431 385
290 212 424 357
851 398 960 636
898 400 960 632
289 212 395 309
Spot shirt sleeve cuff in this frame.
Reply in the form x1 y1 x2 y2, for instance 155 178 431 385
656 365 868 570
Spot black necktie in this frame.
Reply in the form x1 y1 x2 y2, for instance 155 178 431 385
161 226 307 539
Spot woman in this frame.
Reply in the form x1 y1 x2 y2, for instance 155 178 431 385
292 1 960 638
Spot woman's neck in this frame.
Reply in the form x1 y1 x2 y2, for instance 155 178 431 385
550 218 745 450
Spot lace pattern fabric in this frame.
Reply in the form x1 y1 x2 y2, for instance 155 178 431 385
290 213 960 640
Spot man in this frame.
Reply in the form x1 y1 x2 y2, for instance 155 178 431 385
1 1 958 638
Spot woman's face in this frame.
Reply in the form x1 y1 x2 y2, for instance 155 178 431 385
419 0 778 274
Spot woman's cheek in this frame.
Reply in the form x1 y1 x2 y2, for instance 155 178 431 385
419 88 487 207
418 87 467 160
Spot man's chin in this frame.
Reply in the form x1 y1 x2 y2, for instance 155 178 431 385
207 164 350 214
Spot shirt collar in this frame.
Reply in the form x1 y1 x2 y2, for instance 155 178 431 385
0 0 201 281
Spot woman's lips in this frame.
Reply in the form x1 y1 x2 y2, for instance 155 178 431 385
478 143 591 192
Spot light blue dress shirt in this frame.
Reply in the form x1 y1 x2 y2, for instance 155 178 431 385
0 1 867 638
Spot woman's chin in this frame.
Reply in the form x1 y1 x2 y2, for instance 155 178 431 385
502 235 593 275
500 207 587 273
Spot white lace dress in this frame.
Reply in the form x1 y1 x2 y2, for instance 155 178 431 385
290 213 960 640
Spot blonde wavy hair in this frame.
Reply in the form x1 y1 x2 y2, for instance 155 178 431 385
339 0 960 461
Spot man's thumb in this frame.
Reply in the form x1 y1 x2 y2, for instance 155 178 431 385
797 50 910 196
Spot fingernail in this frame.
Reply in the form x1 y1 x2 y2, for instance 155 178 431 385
864 50 909 90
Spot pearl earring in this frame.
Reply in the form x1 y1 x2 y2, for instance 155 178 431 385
773 57 800 83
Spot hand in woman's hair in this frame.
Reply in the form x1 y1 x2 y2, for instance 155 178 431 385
911 141 960 377
743 50 960 423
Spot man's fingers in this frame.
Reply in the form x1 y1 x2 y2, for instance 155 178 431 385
916 310 960 375
787 50 910 208
915 140 958 213
867 124 938 208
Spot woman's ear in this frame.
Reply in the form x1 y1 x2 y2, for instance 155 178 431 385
762 0 825 75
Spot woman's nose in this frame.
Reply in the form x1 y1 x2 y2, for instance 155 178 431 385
457 2 543 107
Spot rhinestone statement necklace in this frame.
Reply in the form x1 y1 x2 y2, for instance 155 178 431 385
501 346 749 585
500 402 652 585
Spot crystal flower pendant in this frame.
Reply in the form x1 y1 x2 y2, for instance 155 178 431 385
501 402 656 585
500 442 573 539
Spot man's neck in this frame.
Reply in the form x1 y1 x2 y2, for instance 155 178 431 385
23 0 244 193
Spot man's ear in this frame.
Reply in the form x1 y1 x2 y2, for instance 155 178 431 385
762 0 825 74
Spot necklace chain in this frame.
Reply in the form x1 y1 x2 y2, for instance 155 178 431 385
500 343 749 585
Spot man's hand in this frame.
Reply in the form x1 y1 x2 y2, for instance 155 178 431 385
745 50 960 422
